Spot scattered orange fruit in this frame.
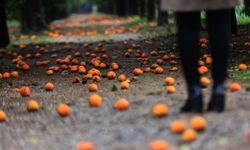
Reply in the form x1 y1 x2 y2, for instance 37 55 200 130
167 86 176 94
11 71 19 77
20 86 31 97
170 119 187 133
77 141 95 150
238 64 248 70
198 66 208 74
155 66 164 74
120 81 130 89
88 83 98 92
200 77 210 86
229 82 241 92
0 110 7 122
152 103 169 117
133 68 143 76
44 82 54 91
190 116 207 131
118 74 126 82
164 77 175 86
2 72 10 79
149 139 168 150
27 100 39 111
57 103 71 117
115 99 129 110
107 71 116 79
182 129 197 142
46 70 54 75
88 94 102 107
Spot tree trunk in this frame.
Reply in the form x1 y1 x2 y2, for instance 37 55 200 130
244 0 250 16
117 0 127 16
158 11 168 26
147 0 156 21
0 0 10 48
21 0 47 33
139 0 146 17
157 0 168 25
128 0 138 15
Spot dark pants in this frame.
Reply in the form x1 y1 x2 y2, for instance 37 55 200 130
176 9 231 88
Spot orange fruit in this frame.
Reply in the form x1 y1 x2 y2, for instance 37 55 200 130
200 76 210 86
27 100 39 111
118 74 126 82
22 64 30 70
166 86 176 94
205 56 212 64
133 68 143 76
92 75 101 82
152 103 169 117
20 86 31 97
120 81 130 89
190 116 207 131
88 94 102 107
229 82 241 92
198 66 208 74
155 67 164 74
46 70 54 75
115 99 129 110
164 77 175 86
107 71 116 79
170 119 186 133
77 141 95 150
111 63 119 70
57 103 71 117
88 83 98 92
238 64 248 70
2 72 10 79
11 71 19 77
44 82 54 91
0 110 7 122
149 139 168 150
182 129 197 142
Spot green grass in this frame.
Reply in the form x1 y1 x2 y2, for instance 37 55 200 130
237 15 250 25
229 67 250 81
142 25 177 39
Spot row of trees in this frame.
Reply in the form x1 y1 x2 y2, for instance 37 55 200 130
0 0 85 48
1 0 250 48
89 0 169 25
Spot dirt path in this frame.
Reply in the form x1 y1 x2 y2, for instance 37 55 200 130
0 15 250 150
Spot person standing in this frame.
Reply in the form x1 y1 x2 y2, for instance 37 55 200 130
161 0 243 113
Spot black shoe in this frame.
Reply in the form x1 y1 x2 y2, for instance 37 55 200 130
180 95 203 113
207 94 225 112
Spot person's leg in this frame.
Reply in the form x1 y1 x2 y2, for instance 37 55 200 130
230 8 238 35
176 12 203 113
206 9 231 112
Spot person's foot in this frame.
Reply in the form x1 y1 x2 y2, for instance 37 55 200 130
207 83 226 112
207 94 225 112
180 95 203 113
180 85 203 113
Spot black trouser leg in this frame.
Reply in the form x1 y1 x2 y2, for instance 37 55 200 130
176 12 203 113
176 12 200 89
176 12 201 88
206 9 231 112
206 9 231 85
230 8 238 35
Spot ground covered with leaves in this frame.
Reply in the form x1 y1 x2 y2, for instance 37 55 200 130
0 15 250 150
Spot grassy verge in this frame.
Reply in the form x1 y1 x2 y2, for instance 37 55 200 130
229 67 250 81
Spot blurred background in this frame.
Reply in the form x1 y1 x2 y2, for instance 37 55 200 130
1 0 250 47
